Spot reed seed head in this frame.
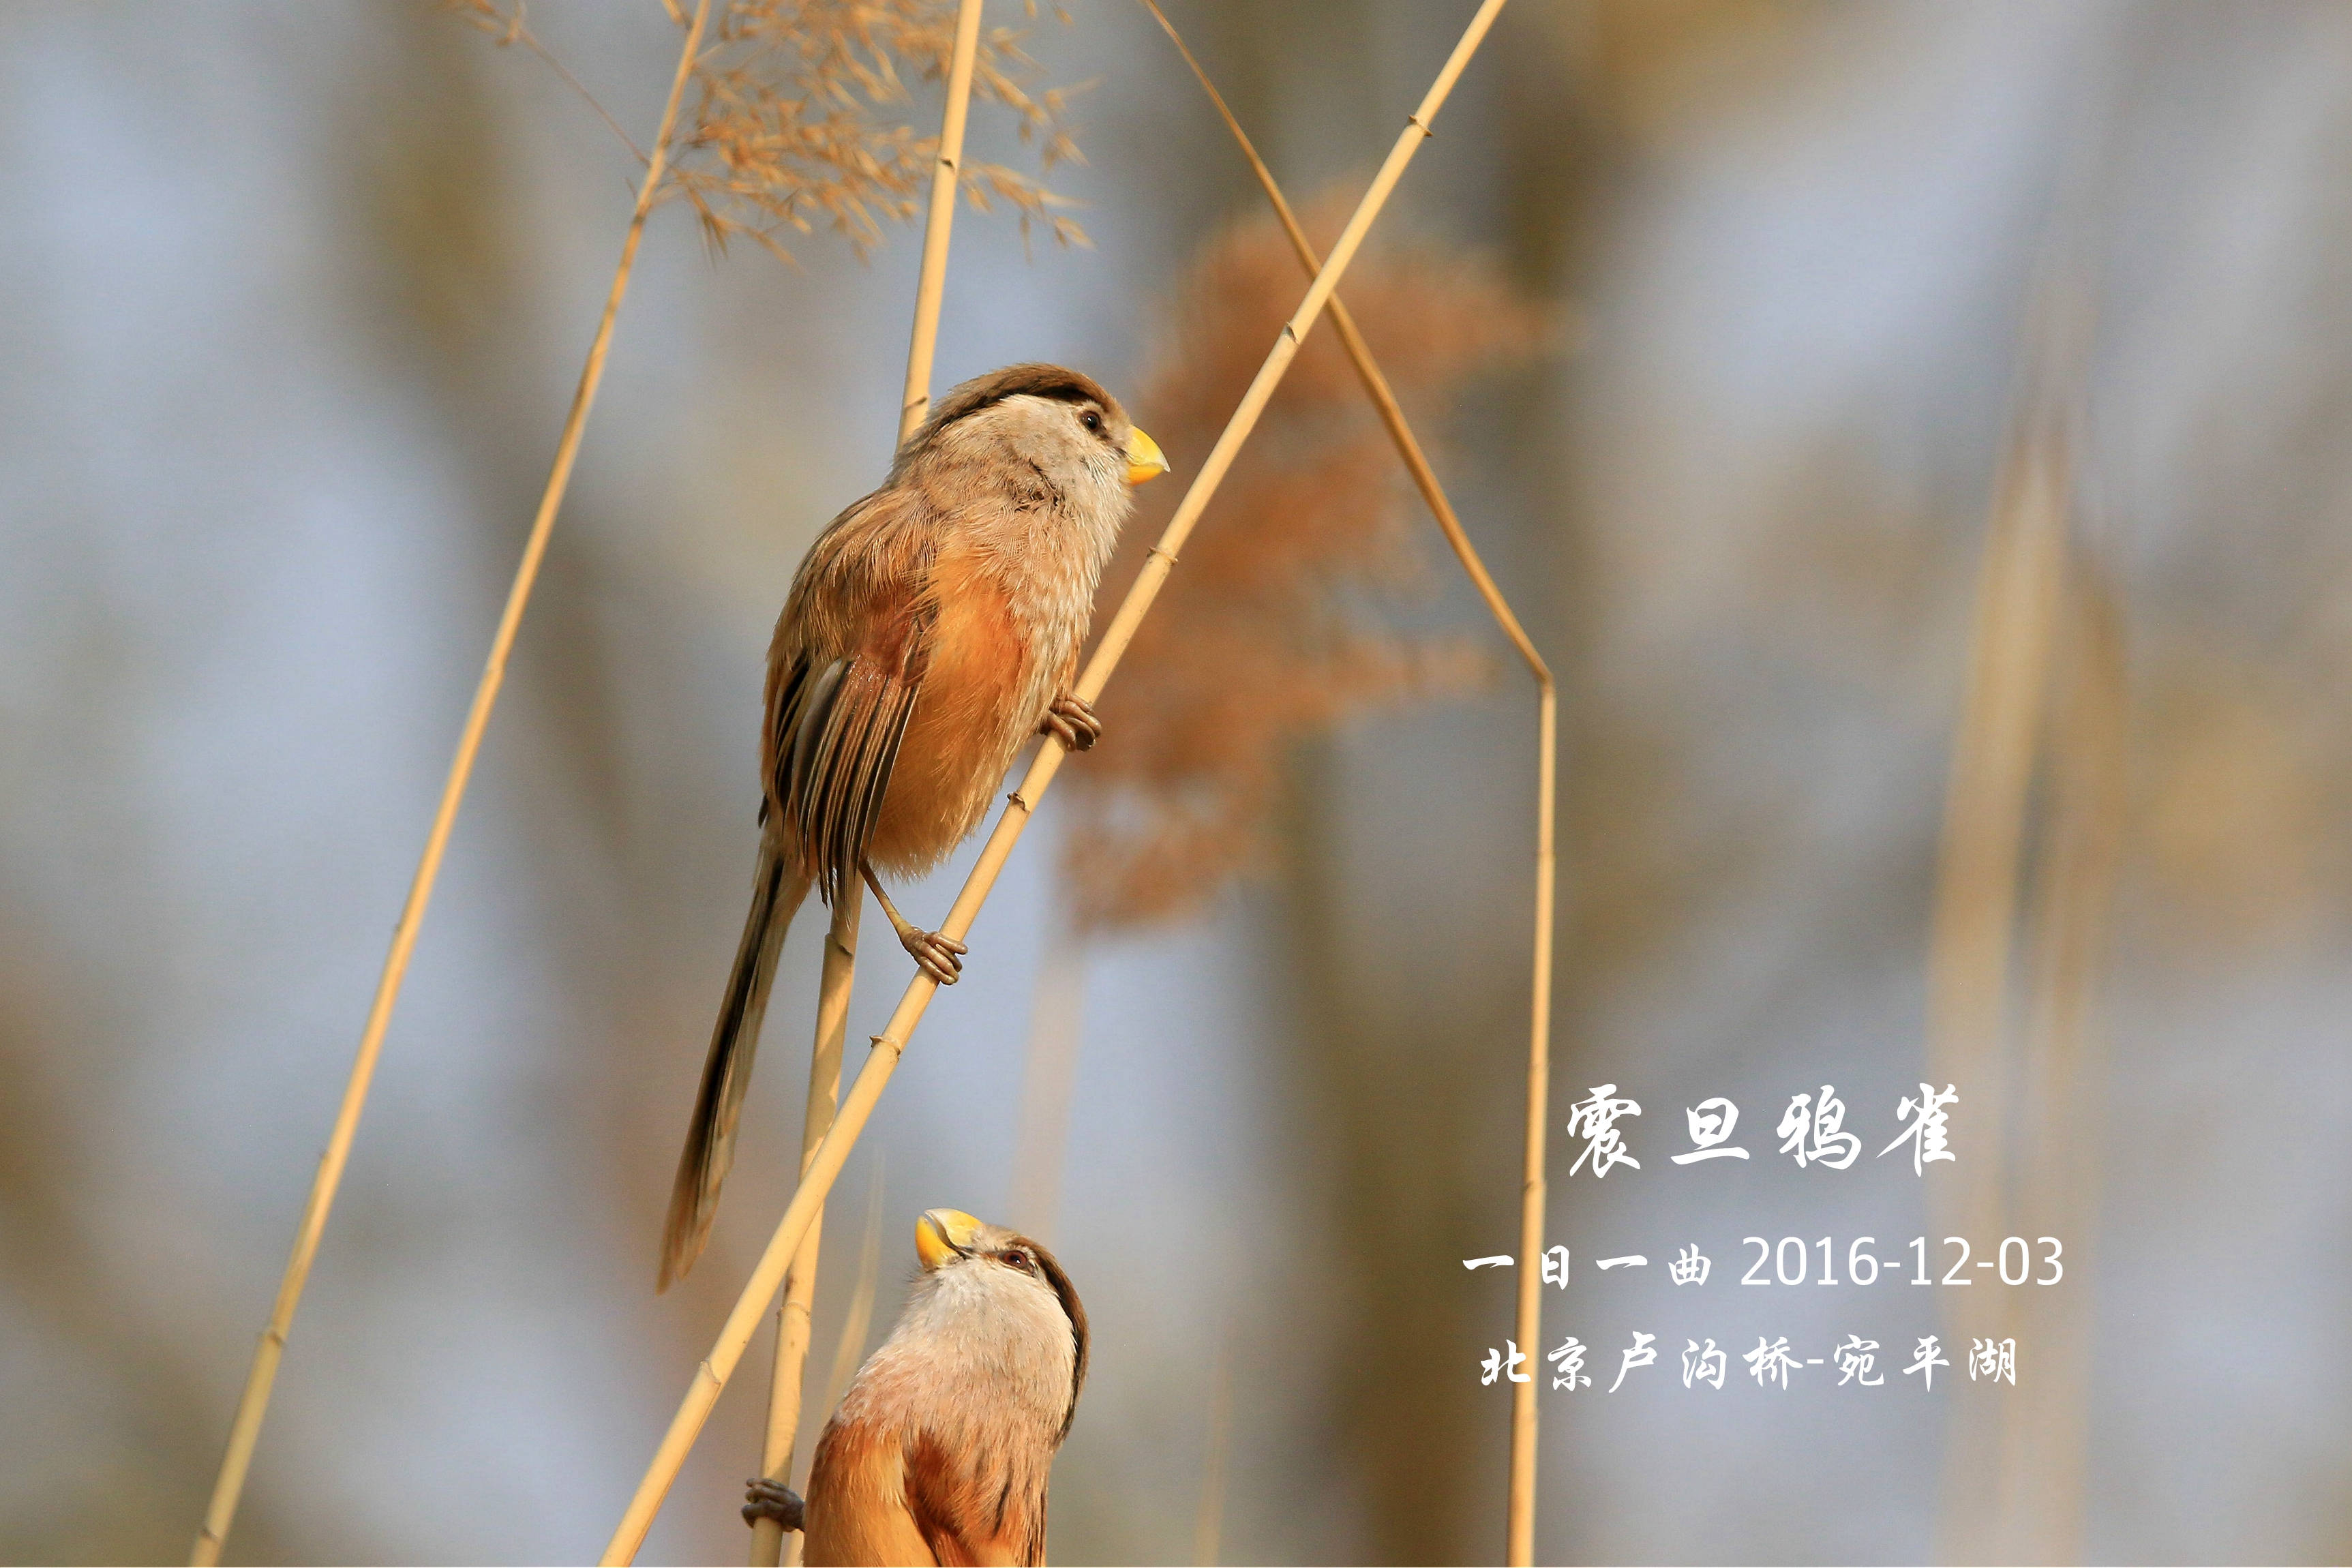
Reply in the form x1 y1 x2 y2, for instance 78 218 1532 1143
1060 190 1550 933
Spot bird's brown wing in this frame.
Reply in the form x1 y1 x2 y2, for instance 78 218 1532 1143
764 492 941 901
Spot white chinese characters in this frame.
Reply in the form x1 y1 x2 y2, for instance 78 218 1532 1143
1777 1084 1861 1170
1610 1331 1657 1392
1903 1336 1951 1390
1566 1085 1642 1177
1881 1082 1960 1175
1969 1337 2017 1385
1835 1335 1882 1387
1672 1097 1749 1163
1478 1329 2016 1393
1560 1081 1962 1178
1481 1341 1530 1385
1744 1336 1805 1389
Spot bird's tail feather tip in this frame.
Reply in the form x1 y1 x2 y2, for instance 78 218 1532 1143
652 854 809 1294
657 1164 717 1293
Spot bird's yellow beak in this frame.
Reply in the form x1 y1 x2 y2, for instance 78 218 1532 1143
1124 427 1170 485
916 1208 982 1271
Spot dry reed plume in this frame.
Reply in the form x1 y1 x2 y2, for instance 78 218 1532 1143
455 0 1087 260
1061 195 1543 932
680 0 1085 257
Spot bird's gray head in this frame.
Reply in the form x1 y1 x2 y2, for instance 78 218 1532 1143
897 363 1169 513
909 1207 1090 1443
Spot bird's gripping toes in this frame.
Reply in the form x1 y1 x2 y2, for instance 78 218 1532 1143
745 1208 1089 1567
659 365 1168 1291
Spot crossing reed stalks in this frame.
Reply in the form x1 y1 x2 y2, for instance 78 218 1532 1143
1132 9 1556 1556
751 5 985 1558
597 5 1513 1557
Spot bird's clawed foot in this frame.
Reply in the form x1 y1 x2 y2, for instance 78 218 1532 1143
860 858 967 985
1040 693 1102 753
899 923 967 986
743 1477 804 1533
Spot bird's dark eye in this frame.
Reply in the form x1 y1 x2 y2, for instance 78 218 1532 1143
997 1249 1034 1273
1080 410 1103 434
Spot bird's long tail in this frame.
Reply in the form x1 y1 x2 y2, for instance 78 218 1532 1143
659 841 813 1292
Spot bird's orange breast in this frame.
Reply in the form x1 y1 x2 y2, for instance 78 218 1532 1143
803 1419 937 1567
863 543 1034 875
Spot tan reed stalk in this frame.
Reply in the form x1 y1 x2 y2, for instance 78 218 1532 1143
751 6 985 1556
1133 7 1557 1556
1924 402 2068 1567
599 6 1510 1556
1192 1323 1234 1567
901 0 987 435
817 1156 889 1434
751 892 861 1568
1509 696 1556 1567
1993 551 2125 1564
188 5 714 1561
785 1154 887 1568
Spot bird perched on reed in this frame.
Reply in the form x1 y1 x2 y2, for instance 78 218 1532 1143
659 365 1168 1291
742 1207 1088 1566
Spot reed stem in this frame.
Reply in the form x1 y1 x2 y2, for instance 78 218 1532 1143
901 0 987 440
751 891 861 1567
749 5 984 1552
1192 1324 1234 1567
599 7 1510 1557
1510 687 1554 1568
189 5 712 1560
1133 7 1556 1555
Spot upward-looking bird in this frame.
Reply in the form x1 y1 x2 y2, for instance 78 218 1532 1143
659 365 1167 1291
744 1208 1089 1567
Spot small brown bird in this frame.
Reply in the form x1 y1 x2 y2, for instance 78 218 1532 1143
743 1208 1089 1566
660 365 1167 1290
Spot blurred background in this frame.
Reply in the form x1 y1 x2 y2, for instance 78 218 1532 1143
3 1 2350 1563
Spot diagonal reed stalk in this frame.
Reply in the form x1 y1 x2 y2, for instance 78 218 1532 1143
749 893 857 1568
817 1156 889 1435
187 4 714 1561
750 6 985 1561
599 4 1511 1557
1132 6 1556 1558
